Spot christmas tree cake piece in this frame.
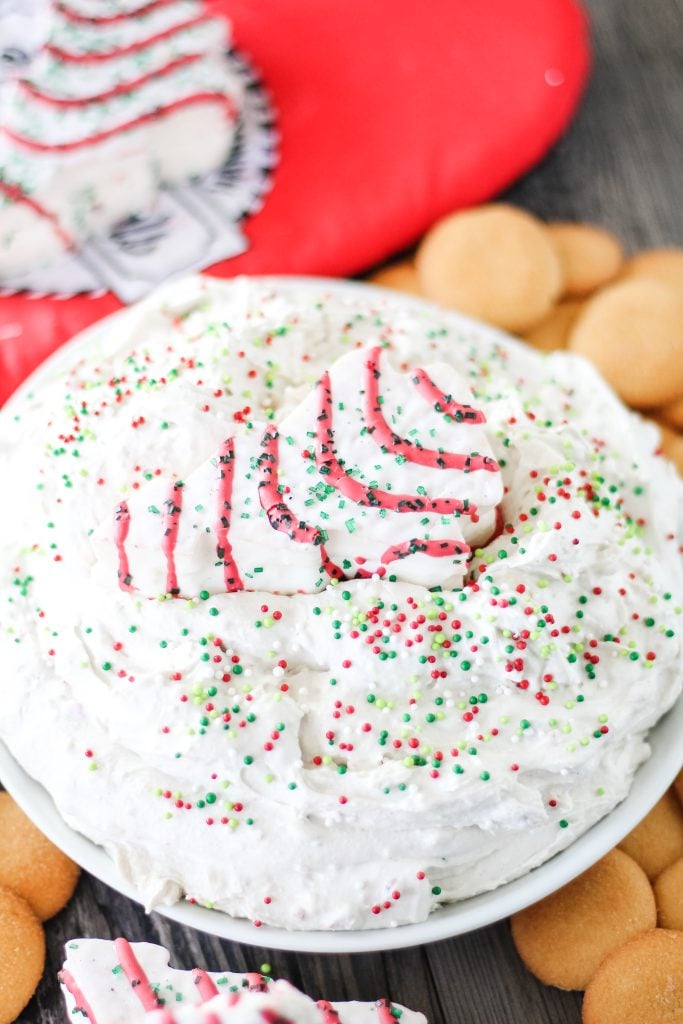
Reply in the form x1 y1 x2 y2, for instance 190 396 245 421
103 344 503 596
59 938 428 1023
0 0 242 274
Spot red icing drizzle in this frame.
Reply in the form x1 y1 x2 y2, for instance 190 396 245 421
411 365 488 424
257 427 345 582
192 968 219 1002
58 968 99 1023
3 91 237 154
317 1001 341 1023
114 500 134 592
56 0 179 25
375 999 398 1023
45 12 212 63
246 972 270 992
216 438 243 591
19 52 202 107
365 347 497 473
380 537 469 564
113 937 161 1011
315 371 478 517
0 180 73 247
162 481 183 596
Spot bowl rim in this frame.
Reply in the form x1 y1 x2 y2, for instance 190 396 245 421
1 273 681 954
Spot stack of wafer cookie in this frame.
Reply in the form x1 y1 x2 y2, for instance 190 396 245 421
511 775 683 1023
0 792 80 1024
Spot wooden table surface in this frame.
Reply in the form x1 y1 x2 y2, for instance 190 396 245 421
10 0 683 1021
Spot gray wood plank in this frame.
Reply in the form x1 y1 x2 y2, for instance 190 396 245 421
7 0 683 1020
505 0 683 250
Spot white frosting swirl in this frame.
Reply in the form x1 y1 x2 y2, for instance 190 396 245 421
0 276 681 931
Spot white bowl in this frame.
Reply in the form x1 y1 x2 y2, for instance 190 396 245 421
1 276 681 954
1 703 680 955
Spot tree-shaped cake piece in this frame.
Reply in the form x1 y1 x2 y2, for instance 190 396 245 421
59 938 427 1023
0 0 242 274
103 345 502 596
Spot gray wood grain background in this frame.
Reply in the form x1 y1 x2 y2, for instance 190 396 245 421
8 0 683 1020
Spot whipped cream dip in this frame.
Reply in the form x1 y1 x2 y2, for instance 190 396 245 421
1 276 680 931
